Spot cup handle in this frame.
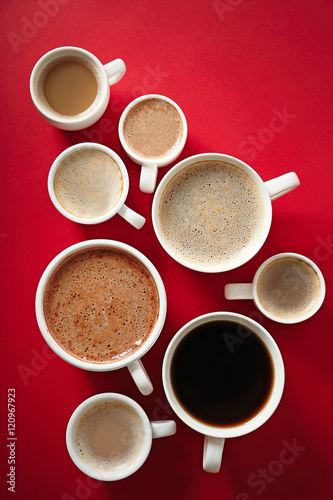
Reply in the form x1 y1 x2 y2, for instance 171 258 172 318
150 420 177 439
127 359 153 395
264 172 300 201
224 283 254 300
203 436 225 473
118 204 146 229
140 164 159 193
103 59 126 86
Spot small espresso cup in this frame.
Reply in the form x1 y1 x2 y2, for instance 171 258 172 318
66 393 176 481
152 153 300 272
30 46 126 130
118 94 188 193
48 142 145 228
225 252 326 323
35 239 167 395
162 312 285 473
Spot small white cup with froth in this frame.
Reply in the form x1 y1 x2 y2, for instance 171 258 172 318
66 393 176 481
152 153 300 273
118 94 188 193
224 252 326 323
48 142 145 228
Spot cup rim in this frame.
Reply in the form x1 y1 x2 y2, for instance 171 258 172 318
162 312 285 439
29 46 109 126
118 93 188 167
66 392 152 481
152 153 273 273
47 143 130 225
252 252 326 324
35 239 167 371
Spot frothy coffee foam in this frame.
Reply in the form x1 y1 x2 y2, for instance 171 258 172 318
158 161 265 267
43 247 160 363
74 400 145 472
257 257 321 319
54 149 123 219
123 98 183 159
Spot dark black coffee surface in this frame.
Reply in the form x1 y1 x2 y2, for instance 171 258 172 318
170 320 274 427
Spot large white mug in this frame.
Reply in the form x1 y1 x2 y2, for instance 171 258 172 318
30 46 126 130
118 94 188 193
152 153 300 272
66 393 176 481
35 239 167 395
48 142 145 228
162 312 285 472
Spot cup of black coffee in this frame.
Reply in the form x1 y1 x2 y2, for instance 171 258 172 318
162 312 285 472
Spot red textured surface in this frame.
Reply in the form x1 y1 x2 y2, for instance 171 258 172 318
1 1 333 499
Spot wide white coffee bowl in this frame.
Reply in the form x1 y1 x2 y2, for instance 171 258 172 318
35 240 167 395
118 94 188 193
225 252 326 323
66 393 176 481
152 153 300 272
48 142 145 228
30 46 126 131
162 312 285 473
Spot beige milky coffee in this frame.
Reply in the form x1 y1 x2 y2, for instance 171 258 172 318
158 161 265 268
74 400 145 471
54 149 123 219
257 257 321 319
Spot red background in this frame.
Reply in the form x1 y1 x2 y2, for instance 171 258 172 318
1 1 333 499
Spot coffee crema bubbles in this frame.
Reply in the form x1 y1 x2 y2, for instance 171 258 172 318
158 160 266 268
43 247 160 363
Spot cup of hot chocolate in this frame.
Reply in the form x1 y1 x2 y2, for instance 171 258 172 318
48 143 145 228
35 240 167 395
162 312 285 473
30 46 126 131
66 393 176 481
224 253 325 323
118 94 187 193
152 153 300 272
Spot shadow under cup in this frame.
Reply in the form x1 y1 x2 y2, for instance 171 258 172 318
35 240 166 382
162 313 285 470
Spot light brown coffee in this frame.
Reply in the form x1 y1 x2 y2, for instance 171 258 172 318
74 400 145 472
43 59 98 115
43 247 160 363
123 98 183 159
54 149 123 219
257 257 321 319
158 160 265 268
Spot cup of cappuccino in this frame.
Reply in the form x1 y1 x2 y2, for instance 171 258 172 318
152 153 300 272
224 253 325 323
66 393 176 480
30 46 126 130
48 143 145 228
162 312 285 472
118 94 187 193
35 240 167 395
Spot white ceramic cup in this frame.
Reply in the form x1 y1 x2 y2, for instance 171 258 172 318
66 393 176 481
152 153 300 272
162 312 285 473
118 94 188 193
224 252 326 323
30 46 126 131
48 142 145 228
35 239 167 395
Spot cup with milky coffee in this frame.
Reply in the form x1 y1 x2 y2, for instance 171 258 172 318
225 253 326 323
118 94 187 193
48 143 145 228
30 46 125 130
66 393 176 480
35 240 167 395
152 153 300 273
